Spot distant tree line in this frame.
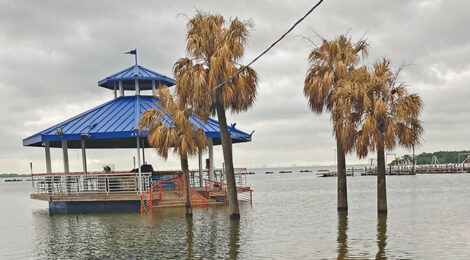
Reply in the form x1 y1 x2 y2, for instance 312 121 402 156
390 150 470 165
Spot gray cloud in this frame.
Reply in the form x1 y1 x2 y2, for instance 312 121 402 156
1 0 469 173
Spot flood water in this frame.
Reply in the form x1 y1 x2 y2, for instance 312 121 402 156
1 168 470 259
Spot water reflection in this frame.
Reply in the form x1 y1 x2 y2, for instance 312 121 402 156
31 207 246 259
6 173 470 259
376 214 388 259
185 217 194 259
337 211 348 260
207 210 219 256
142 209 165 227
229 219 240 260
33 210 88 259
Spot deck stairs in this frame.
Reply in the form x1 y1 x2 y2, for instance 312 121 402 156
140 177 220 213
155 191 186 208
204 179 253 205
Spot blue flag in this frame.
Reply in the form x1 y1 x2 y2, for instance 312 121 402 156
124 49 137 55
124 49 137 64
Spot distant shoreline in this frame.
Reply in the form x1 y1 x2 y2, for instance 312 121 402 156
0 173 32 178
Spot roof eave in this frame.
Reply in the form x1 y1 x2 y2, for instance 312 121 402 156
98 77 175 89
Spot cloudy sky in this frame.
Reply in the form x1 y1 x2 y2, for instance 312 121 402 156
1 0 468 174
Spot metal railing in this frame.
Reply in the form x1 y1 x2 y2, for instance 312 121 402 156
32 171 152 195
140 180 162 214
190 186 207 208
174 176 184 196
204 179 253 205
174 176 207 208
188 168 248 188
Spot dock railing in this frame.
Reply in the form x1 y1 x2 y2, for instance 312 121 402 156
174 176 184 196
32 171 152 195
173 175 207 207
188 168 248 188
140 180 162 214
190 186 207 208
204 179 253 205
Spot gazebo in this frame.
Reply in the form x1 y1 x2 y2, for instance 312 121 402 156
23 58 253 212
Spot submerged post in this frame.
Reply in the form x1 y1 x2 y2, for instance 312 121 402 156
208 138 215 180
136 136 142 193
81 136 87 173
198 149 203 187
45 141 52 173
62 140 69 173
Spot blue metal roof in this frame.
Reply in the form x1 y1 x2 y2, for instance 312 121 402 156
23 95 251 149
98 64 176 90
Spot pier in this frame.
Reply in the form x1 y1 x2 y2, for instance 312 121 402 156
320 163 470 177
30 169 252 213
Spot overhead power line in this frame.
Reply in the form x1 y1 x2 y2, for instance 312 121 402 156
197 0 325 98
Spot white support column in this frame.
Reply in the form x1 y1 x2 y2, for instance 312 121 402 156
45 141 52 173
119 80 124 96
141 139 146 164
62 140 69 173
135 79 140 95
136 136 142 193
81 137 87 173
152 80 156 96
113 82 117 99
208 138 215 180
198 149 203 187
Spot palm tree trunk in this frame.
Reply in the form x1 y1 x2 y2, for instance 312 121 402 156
185 217 194 258
375 213 387 258
377 144 388 214
181 157 192 217
229 219 241 259
337 141 348 211
215 100 240 219
337 211 348 259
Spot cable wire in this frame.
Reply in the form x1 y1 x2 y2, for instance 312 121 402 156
196 0 325 99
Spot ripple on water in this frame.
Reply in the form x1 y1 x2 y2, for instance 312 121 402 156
1 172 470 259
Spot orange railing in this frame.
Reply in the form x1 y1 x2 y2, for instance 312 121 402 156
190 186 207 208
204 179 253 205
174 176 184 196
174 175 207 208
140 180 162 214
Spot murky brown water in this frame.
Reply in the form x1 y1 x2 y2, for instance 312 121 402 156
1 169 470 259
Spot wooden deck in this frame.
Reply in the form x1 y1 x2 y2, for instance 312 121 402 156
31 190 225 208
31 192 141 202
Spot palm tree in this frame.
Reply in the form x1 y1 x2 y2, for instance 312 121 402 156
139 87 207 217
173 13 258 219
336 58 423 214
304 34 368 211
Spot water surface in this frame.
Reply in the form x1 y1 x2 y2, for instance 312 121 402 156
1 169 470 259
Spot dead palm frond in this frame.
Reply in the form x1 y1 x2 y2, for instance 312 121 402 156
138 87 207 159
174 13 258 118
304 34 368 153
336 58 423 158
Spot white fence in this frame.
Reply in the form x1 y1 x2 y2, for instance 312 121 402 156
32 172 152 195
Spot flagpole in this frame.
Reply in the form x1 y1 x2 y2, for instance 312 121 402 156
124 49 138 65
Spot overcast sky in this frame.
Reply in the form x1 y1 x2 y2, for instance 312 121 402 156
1 0 468 174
